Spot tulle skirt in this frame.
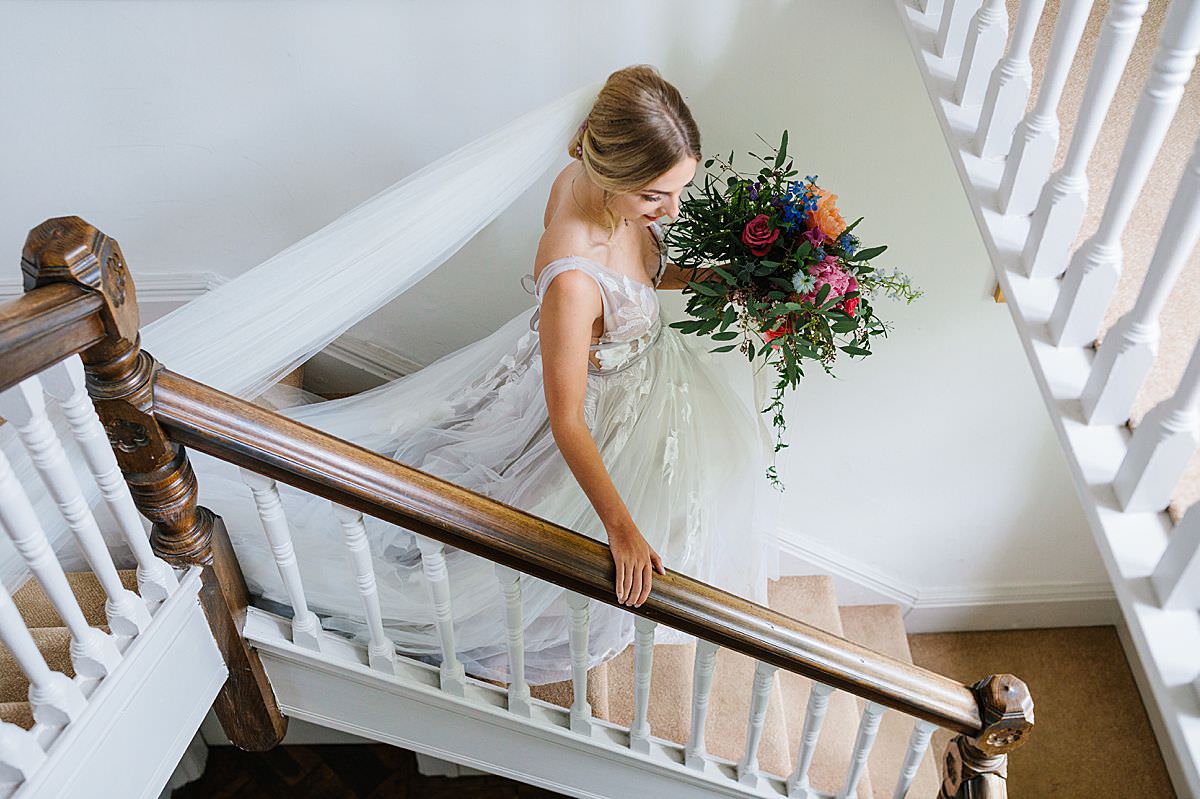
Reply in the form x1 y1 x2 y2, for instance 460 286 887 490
191 303 782 684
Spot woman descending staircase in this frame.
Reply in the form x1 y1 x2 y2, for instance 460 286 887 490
0 217 1035 799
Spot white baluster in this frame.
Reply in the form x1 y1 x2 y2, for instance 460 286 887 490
40 356 177 604
1152 503 1200 609
629 616 657 754
837 702 887 799
1051 0 1200 346
1023 0 1151 278
893 720 938 798
493 564 530 717
0 449 121 679
737 660 779 786
684 638 720 770
997 0 1095 216
922 0 944 19
0 720 45 786
937 0 984 61
0 583 85 728
415 535 465 697
1080 131 1200 425
239 469 321 651
564 591 592 734
975 0 1047 158
954 0 1008 107
1111 340 1200 510
331 504 395 673
787 682 835 798
0 379 151 637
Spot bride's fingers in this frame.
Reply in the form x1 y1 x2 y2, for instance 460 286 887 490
650 549 665 575
628 566 643 607
615 559 627 603
637 563 653 606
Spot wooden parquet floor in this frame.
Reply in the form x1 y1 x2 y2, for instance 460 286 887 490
172 744 568 798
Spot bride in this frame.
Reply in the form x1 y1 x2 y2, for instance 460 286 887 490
197 64 781 685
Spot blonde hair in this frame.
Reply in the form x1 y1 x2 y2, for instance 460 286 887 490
567 64 702 239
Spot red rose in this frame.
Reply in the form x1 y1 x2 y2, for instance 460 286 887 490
763 314 793 346
841 295 859 317
742 214 780 256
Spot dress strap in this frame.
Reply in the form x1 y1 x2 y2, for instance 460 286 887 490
527 258 611 336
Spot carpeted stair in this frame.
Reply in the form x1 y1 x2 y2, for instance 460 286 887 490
0 570 139 730
533 576 940 797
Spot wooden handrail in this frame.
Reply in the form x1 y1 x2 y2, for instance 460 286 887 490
153 367 985 735
0 284 105 393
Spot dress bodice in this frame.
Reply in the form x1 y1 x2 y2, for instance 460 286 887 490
523 220 667 375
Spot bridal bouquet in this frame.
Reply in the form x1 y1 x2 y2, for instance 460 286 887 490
662 131 922 490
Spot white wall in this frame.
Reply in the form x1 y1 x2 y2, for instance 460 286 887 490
0 0 1108 625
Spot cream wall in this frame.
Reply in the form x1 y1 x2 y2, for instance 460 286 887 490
0 0 1108 623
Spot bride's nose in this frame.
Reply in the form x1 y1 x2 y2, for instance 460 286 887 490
663 195 679 219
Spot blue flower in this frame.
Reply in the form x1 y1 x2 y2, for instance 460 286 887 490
791 271 817 294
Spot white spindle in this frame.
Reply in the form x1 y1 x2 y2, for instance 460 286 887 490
837 702 886 799
975 0 1047 158
331 504 395 673
1023 0 1151 278
997 0 1094 216
628 615 657 754
684 638 720 770
0 720 45 786
564 591 592 734
1152 503 1200 609
40 356 177 604
239 470 321 651
954 0 1008 107
936 0 984 61
0 449 122 679
892 720 937 798
923 0 944 18
787 682 835 798
737 660 779 786
1080 130 1200 426
415 535 465 697
1111 339 1200 511
493 564 530 717
0 583 85 728
1051 0 1200 346
0 379 151 637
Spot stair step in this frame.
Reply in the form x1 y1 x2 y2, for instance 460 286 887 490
838 605 939 799
0 627 73 704
769 576 873 798
0 702 34 731
12 569 139 630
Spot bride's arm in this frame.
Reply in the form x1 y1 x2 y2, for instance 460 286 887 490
538 271 665 607
655 262 722 291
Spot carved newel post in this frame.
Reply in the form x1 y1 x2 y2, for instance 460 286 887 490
940 674 1035 798
21 216 288 750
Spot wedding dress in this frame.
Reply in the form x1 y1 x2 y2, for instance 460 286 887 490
192 219 783 684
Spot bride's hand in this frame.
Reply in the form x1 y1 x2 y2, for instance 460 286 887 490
606 521 666 607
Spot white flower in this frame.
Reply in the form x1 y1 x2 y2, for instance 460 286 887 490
594 341 635 371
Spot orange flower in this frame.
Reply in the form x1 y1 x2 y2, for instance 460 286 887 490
806 188 846 240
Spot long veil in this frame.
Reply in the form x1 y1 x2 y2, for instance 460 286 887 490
0 80 603 586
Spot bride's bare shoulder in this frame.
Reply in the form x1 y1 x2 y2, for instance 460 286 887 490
536 162 601 274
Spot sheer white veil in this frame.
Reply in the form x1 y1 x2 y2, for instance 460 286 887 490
0 80 603 586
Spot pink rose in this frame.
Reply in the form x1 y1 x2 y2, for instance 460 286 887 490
742 214 780 256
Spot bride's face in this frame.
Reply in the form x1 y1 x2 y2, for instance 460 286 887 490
612 156 699 225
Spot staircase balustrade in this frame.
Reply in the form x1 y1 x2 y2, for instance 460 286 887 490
896 0 1200 794
1 212 1038 796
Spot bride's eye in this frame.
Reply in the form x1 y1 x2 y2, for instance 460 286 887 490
642 194 662 203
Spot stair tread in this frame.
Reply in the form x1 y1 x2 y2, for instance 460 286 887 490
12 569 138 630
838 604 940 799
0 702 34 731
0 627 74 705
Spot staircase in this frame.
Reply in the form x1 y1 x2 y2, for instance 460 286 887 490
0 215 1036 798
